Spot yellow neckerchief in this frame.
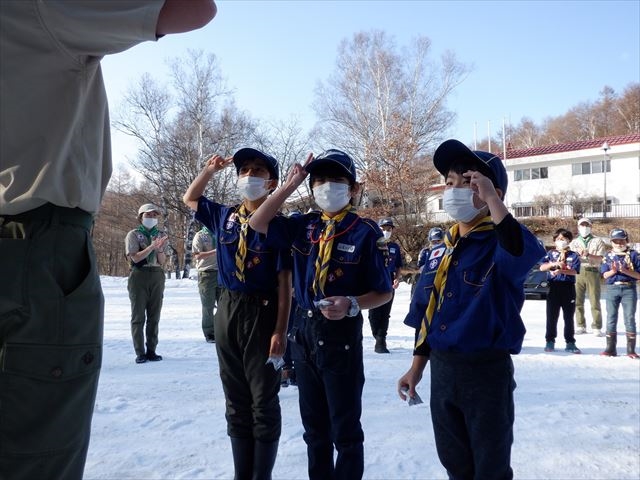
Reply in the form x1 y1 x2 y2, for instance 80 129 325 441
415 216 495 348
312 204 357 297
234 203 253 282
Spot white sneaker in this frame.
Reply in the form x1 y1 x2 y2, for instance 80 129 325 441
575 327 586 335
593 329 604 337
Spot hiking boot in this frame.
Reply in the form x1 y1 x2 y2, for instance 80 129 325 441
374 335 389 354
146 351 163 361
544 341 555 352
565 342 581 354
135 354 147 364
627 333 639 359
575 327 586 335
205 334 216 343
601 333 617 356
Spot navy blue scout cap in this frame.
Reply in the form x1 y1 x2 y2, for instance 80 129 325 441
233 147 279 179
433 139 508 194
609 228 628 240
306 149 357 184
428 227 444 242
379 218 395 228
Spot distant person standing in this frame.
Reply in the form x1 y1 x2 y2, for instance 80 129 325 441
0 2 216 478
125 204 169 363
570 218 606 336
409 227 445 299
368 218 403 353
540 228 582 354
600 228 640 358
193 225 220 343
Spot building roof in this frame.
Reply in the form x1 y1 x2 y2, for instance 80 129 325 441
505 133 640 159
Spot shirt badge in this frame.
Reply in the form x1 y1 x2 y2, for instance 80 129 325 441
337 243 355 253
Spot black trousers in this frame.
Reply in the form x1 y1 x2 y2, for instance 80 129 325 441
430 350 515 480
368 290 395 337
289 306 365 480
215 288 281 441
545 281 576 343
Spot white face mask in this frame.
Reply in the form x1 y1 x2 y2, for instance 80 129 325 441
383 230 392 240
237 176 269 201
313 182 351 213
555 240 568 250
612 244 627 254
141 217 158 230
443 188 486 223
578 226 591 237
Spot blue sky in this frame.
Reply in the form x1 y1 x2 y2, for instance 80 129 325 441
102 0 640 166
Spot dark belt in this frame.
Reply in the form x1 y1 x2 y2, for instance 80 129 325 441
223 288 275 307
0 203 93 231
582 266 599 272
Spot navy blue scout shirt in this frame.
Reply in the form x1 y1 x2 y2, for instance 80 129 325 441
405 214 545 355
385 241 403 279
600 249 640 285
195 196 290 295
264 211 392 310
542 250 581 283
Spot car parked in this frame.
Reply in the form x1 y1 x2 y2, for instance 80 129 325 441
524 264 549 300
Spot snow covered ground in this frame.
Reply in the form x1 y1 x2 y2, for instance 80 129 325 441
83 277 640 480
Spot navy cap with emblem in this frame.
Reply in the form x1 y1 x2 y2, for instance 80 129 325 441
233 147 279 179
434 139 508 194
307 149 357 185
609 228 628 240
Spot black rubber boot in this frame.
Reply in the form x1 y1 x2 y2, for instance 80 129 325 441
230 437 254 480
600 333 617 357
374 335 389 354
626 333 639 359
251 440 279 480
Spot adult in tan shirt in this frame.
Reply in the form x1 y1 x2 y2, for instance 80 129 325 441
570 218 606 335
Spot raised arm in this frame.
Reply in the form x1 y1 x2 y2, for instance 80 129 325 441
249 153 313 234
183 154 232 211
157 0 217 35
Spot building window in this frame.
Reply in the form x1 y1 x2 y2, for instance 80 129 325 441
572 160 610 176
514 167 548 182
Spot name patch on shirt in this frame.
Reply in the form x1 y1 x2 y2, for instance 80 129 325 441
336 242 355 253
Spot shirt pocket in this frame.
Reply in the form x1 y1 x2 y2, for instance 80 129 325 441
462 262 495 295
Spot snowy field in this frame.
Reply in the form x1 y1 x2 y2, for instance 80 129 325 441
83 277 640 480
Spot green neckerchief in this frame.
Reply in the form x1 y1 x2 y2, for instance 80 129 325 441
578 234 593 249
137 224 159 264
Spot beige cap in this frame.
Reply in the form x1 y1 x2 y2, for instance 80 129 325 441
138 203 160 215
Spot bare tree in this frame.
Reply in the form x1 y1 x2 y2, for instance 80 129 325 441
313 30 469 226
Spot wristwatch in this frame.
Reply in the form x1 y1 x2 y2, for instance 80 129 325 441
345 296 360 317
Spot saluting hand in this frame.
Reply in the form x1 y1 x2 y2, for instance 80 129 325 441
204 154 233 174
463 170 498 204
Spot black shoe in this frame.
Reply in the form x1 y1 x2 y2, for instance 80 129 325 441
374 336 390 354
135 354 147 364
205 334 216 343
146 351 163 361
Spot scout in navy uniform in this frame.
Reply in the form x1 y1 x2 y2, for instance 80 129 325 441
249 149 392 480
600 228 640 358
183 148 292 480
409 227 445 299
367 217 404 353
125 203 169 364
540 228 582 354
398 139 545 480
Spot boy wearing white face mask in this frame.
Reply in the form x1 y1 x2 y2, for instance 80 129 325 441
398 139 545 480
540 228 582 354
600 228 640 358
570 217 606 336
368 218 404 353
125 203 169 363
183 148 293 479
248 149 392 480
